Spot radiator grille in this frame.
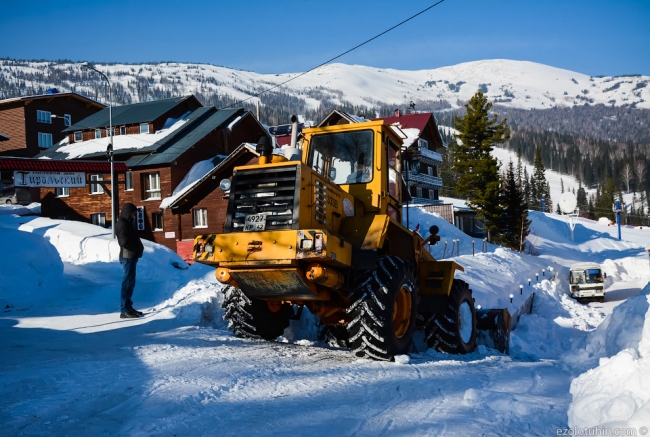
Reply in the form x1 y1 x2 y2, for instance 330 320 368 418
225 165 300 232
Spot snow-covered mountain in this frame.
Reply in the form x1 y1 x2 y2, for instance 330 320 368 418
2 59 648 111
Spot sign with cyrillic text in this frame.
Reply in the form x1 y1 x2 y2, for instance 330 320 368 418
13 171 86 188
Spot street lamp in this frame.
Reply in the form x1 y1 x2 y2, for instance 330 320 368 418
81 62 116 238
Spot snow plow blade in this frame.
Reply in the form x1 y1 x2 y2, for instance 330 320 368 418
476 308 511 354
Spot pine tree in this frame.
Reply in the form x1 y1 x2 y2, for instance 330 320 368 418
523 167 531 207
595 178 616 221
531 146 550 212
516 148 523 188
577 184 588 213
546 182 553 212
501 161 530 251
452 92 510 242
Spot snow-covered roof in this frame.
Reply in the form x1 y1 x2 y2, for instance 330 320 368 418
160 143 259 210
45 115 190 160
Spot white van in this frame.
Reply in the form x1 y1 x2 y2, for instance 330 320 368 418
567 262 605 302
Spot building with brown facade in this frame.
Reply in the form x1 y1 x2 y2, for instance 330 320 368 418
35 95 269 252
0 89 105 159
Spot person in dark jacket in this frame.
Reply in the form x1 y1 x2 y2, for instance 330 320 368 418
116 202 145 318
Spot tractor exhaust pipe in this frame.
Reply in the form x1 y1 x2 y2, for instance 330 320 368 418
290 115 298 149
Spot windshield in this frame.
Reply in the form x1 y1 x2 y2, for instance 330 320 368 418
308 130 374 184
571 269 602 284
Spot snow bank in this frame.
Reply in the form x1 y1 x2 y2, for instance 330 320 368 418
0 227 65 303
567 284 650 429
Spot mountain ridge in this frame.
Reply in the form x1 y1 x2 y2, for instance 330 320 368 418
1 58 648 112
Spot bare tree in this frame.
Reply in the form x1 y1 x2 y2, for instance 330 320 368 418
634 161 646 193
620 163 633 193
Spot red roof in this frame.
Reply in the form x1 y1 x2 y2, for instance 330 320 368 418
0 158 128 172
373 113 433 131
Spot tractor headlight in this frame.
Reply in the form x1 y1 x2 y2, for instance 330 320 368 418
300 239 313 251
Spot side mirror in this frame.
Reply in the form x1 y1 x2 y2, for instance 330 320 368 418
329 168 337 181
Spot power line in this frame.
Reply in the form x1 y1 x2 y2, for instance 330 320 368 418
223 0 446 109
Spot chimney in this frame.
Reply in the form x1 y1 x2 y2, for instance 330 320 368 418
394 109 400 117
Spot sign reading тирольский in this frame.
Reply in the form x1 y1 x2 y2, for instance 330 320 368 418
13 171 86 188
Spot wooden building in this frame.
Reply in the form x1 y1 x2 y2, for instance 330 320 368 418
36 95 269 252
0 90 105 159
160 143 260 262
374 110 444 204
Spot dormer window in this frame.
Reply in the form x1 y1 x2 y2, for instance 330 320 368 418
74 132 83 142
140 123 149 134
418 138 428 150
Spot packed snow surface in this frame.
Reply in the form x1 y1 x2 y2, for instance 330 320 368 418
1 199 649 434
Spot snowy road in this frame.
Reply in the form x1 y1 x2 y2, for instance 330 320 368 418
1 207 649 436
2 311 573 436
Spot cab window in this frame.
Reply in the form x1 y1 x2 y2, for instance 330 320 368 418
308 130 373 184
387 138 400 200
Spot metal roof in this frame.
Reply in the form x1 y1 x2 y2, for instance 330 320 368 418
63 95 199 132
36 106 245 167
0 91 105 109
0 157 128 172
125 107 244 167
165 143 258 210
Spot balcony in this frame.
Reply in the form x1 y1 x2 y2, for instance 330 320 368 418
403 172 442 189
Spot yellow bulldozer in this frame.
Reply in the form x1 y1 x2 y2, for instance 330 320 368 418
194 116 510 360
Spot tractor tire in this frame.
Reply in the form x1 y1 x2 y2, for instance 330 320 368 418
319 324 349 348
221 285 292 340
347 256 418 361
424 279 477 354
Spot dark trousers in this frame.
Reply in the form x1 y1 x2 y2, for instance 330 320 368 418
119 257 138 313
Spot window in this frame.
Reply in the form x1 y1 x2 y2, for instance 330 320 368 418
64 114 71 127
387 138 400 200
418 138 428 149
309 130 374 184
120 126 126 135
38 132 53 148
74 131 83 142
106 127 114 137
95 129 102 139
55 187 69 197
193 208 208 228
427 166 434 176
141 172 161 200
37 110 51 124
416 187 423 198
91 213 106 227
125 171 133 191
90 174 104 194
152 212 163 231
140 123 149 134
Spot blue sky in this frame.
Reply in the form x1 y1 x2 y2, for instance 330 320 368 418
2 0 648 76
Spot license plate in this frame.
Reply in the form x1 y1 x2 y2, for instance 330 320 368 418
244 213 267 232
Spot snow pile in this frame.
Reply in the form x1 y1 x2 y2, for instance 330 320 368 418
566 284 650 429
0 227 65 301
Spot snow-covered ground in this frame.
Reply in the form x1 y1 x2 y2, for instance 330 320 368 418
1 200 649 435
